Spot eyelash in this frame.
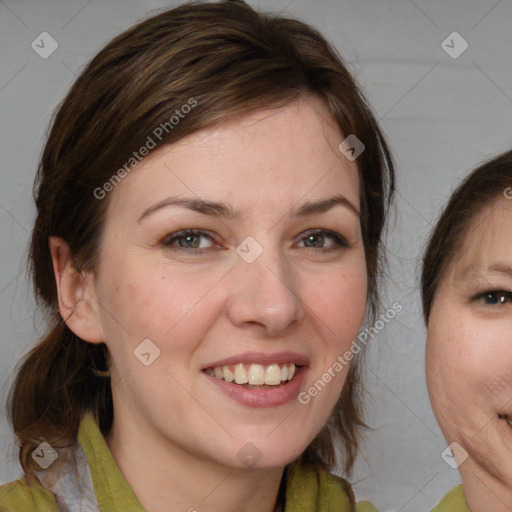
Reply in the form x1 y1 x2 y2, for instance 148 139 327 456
473 289 512 306
161 228 349 254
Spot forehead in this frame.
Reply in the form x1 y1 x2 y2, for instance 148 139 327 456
446 197 512 280
107 95 360 221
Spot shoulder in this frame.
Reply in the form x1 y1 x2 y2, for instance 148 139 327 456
323 473 378 511
431 485 469 512
0 478 60 512
354 501 378 512
285 462 378 511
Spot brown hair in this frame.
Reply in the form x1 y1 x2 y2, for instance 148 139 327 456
7 0 394 485
421 149 512 323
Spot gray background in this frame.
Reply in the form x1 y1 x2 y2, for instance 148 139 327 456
1 0 512 510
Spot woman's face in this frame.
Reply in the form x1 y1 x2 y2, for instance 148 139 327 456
86 95 367 469
427 196 512 487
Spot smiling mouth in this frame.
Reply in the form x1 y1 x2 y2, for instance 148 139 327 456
204 362 299 387
498 413 512 427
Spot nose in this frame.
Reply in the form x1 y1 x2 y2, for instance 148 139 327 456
226 241 305 336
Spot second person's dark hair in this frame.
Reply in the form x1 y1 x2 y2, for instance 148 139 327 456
421 149 512 322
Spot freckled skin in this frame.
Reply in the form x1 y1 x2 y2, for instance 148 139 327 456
73 96 368 512
426 198 512 511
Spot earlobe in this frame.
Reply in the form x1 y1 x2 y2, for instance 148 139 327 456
48 236 104 344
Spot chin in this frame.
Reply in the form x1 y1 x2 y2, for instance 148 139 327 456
221 436 312 471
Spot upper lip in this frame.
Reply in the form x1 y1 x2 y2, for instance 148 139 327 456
203 351 310 370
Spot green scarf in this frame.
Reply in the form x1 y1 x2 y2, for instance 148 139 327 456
431 485 470 512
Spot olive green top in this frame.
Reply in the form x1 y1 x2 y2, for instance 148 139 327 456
431 485 470 511
0 412 377 511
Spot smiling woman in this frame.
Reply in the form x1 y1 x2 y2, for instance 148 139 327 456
0 1 394 511
422 149 512 511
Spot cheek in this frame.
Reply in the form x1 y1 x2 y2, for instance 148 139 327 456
306 256 367 360
426 305 469 420
469 323 512 404
427 315 479 393
427 309 512 406
481 374 512 405
97 258 224 350
336 256 367 324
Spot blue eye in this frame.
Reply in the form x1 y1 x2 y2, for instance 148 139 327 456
476 290 512 305
162 229 216 253
162 228 349 255
297 229 349 251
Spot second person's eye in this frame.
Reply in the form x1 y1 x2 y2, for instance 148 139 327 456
475 290 512 305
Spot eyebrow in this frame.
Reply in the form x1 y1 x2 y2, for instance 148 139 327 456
136 193 360 223
462 263 512 280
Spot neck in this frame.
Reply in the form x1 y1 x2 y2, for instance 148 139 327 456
460 461 512 512
105 409 285 512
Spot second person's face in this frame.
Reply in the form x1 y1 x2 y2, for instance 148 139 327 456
427 196 512 492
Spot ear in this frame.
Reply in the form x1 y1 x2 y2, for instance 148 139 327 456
48 236 104 344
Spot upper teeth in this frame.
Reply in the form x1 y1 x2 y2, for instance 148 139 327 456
206 363 296 385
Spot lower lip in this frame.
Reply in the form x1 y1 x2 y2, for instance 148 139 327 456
203 366 308 408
